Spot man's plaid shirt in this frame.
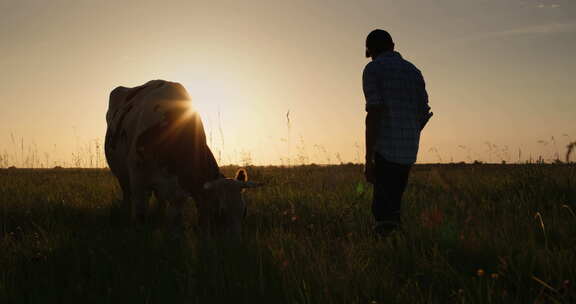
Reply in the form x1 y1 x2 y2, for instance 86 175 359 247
362 51 431 165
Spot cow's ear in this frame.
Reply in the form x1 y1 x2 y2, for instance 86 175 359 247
241 181 264 189
235 168 248 182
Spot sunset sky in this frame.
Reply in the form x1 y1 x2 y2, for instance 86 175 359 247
1 0 575 167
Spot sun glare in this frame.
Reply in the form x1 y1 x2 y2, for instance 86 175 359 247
181 81 233 120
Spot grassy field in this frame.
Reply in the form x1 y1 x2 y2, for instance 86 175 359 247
0 164 575 303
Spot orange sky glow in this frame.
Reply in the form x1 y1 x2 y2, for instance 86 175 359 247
1 0 575 167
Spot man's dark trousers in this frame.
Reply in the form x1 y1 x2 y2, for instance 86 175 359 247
372 152 412 228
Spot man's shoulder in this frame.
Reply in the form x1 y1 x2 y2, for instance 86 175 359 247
365 53 424 78
362 60 380 75
396 56 422 75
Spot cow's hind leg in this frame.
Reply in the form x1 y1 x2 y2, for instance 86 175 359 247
110 175 132 226
120 178 132 218
130 182 151 225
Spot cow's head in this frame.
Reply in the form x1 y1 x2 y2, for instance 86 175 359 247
203 169 263 240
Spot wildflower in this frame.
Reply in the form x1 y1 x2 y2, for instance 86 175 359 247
477 269 485 277
464 215 474 225
559 280 571 294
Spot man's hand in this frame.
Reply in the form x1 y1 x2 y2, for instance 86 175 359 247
420 111 433 130
364 160 376 184
365 107 383 185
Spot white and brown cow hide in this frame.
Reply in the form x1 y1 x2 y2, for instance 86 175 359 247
105 80 260 239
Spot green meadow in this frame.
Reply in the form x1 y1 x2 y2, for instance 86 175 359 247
0 164 575 303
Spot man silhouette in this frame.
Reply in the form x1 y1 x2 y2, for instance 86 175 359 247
362 29 432 236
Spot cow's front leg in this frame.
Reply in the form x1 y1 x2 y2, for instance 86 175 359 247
169 196 189 233
195 200 213 238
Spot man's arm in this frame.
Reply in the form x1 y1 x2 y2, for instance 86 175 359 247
363 62 387 162
362 62 387 182
365 106 384 163
418 72 433 130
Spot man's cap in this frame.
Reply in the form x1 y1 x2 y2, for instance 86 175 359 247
366 29 394 52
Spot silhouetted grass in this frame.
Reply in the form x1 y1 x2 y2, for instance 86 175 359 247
0 164 575 303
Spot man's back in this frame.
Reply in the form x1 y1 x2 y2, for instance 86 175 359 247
362 51 430 165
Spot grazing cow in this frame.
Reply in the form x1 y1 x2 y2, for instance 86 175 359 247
104 79 260 239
